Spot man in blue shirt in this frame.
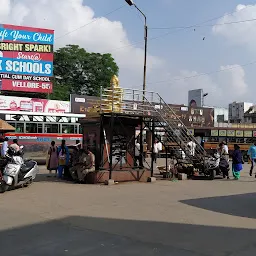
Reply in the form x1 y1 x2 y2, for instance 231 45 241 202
248 142 256 177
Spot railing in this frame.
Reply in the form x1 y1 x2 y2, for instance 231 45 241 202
100 87 207 162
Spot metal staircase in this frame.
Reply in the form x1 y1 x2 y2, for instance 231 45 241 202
100 87 207 164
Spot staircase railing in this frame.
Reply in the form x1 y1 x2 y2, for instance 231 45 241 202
100 87 207 162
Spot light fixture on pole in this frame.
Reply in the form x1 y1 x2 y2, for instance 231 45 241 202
202 93 208 107
125 0 148 98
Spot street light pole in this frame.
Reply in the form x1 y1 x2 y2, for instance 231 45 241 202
125 0 147 98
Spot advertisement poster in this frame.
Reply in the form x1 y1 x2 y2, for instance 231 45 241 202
236 130 244 137
0 24 54 93
168 104 214 128
211 130 218 136
227 130 235 137
0 95 69 113
219 130 227 137
244 131 252 137
70 94 100 116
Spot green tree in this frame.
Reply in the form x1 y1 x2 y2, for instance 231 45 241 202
51 45 119 100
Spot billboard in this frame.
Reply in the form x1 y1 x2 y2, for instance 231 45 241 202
188 89 203 107
168 104 214 128
0 24 54 93
0 95 69 113
70 94 100 116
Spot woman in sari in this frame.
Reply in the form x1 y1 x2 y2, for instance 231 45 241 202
232 144 243 180
47 141 58 177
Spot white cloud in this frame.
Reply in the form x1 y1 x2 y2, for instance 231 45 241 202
1 0 253 107
212 4 256 50
1 0 164 89
154 64 249 107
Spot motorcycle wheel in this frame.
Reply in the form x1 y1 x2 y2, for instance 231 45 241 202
0 182 9 193
209 169 215 180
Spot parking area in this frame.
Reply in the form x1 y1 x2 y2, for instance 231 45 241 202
0 163 256 255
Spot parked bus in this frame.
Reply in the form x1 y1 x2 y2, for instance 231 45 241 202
0 111 85 163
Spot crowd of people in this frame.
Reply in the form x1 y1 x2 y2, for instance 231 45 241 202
217 141 256 180
1 138 21 157
46 140 95 183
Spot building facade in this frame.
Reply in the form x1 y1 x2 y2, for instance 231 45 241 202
228 102 253 123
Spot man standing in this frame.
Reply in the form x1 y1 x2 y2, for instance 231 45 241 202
187 140 196 156
248 142 256 177
152 140 159 164
1 137 9 157
134 140 141 167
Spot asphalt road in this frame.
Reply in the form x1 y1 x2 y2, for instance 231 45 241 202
0 163 256 255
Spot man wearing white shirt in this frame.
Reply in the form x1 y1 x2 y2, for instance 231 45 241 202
1 137 9 157
153 140 160 163
134 140 141 167
157 141 162 152
187 140 196 156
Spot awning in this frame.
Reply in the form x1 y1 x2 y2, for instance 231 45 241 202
0 119 15 131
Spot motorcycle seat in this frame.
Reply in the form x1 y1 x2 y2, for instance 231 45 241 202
20 162 36 174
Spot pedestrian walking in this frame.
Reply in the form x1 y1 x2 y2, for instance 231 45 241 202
247 142 256 177
222 141 229 162
57 140 70 179
219 142 230 179
47 141 58 177
232 144 243 180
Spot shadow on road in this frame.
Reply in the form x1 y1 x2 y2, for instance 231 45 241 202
0 216 256 255
181 193 256 219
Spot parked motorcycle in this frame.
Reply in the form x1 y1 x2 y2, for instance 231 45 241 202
205 152 229 180
0 146 39 193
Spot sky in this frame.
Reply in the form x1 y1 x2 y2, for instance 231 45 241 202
1 0 256 107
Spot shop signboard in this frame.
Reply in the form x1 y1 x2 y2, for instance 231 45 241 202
70 94 100 116
0 24 54 93
0 95 69 113
169 104 214 128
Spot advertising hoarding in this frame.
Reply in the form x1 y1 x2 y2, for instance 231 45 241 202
244 131 252 137
219 130 227 137
70 94 100 116
169 104 214 128
0 95 69 113
0 24 54 93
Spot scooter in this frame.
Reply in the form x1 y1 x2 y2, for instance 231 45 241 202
0 146 39 193
205 152 229 180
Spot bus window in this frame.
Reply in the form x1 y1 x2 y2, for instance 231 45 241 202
44 124 59 133
26 123 37 133
227 137 236 143
209 137 218 142
62 124 75 134
9 122 25 133
15 123 25 132
38 123 43 133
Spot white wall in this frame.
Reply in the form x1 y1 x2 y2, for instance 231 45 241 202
214 107 228 125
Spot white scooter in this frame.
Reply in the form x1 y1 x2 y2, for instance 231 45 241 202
0 146 39 193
